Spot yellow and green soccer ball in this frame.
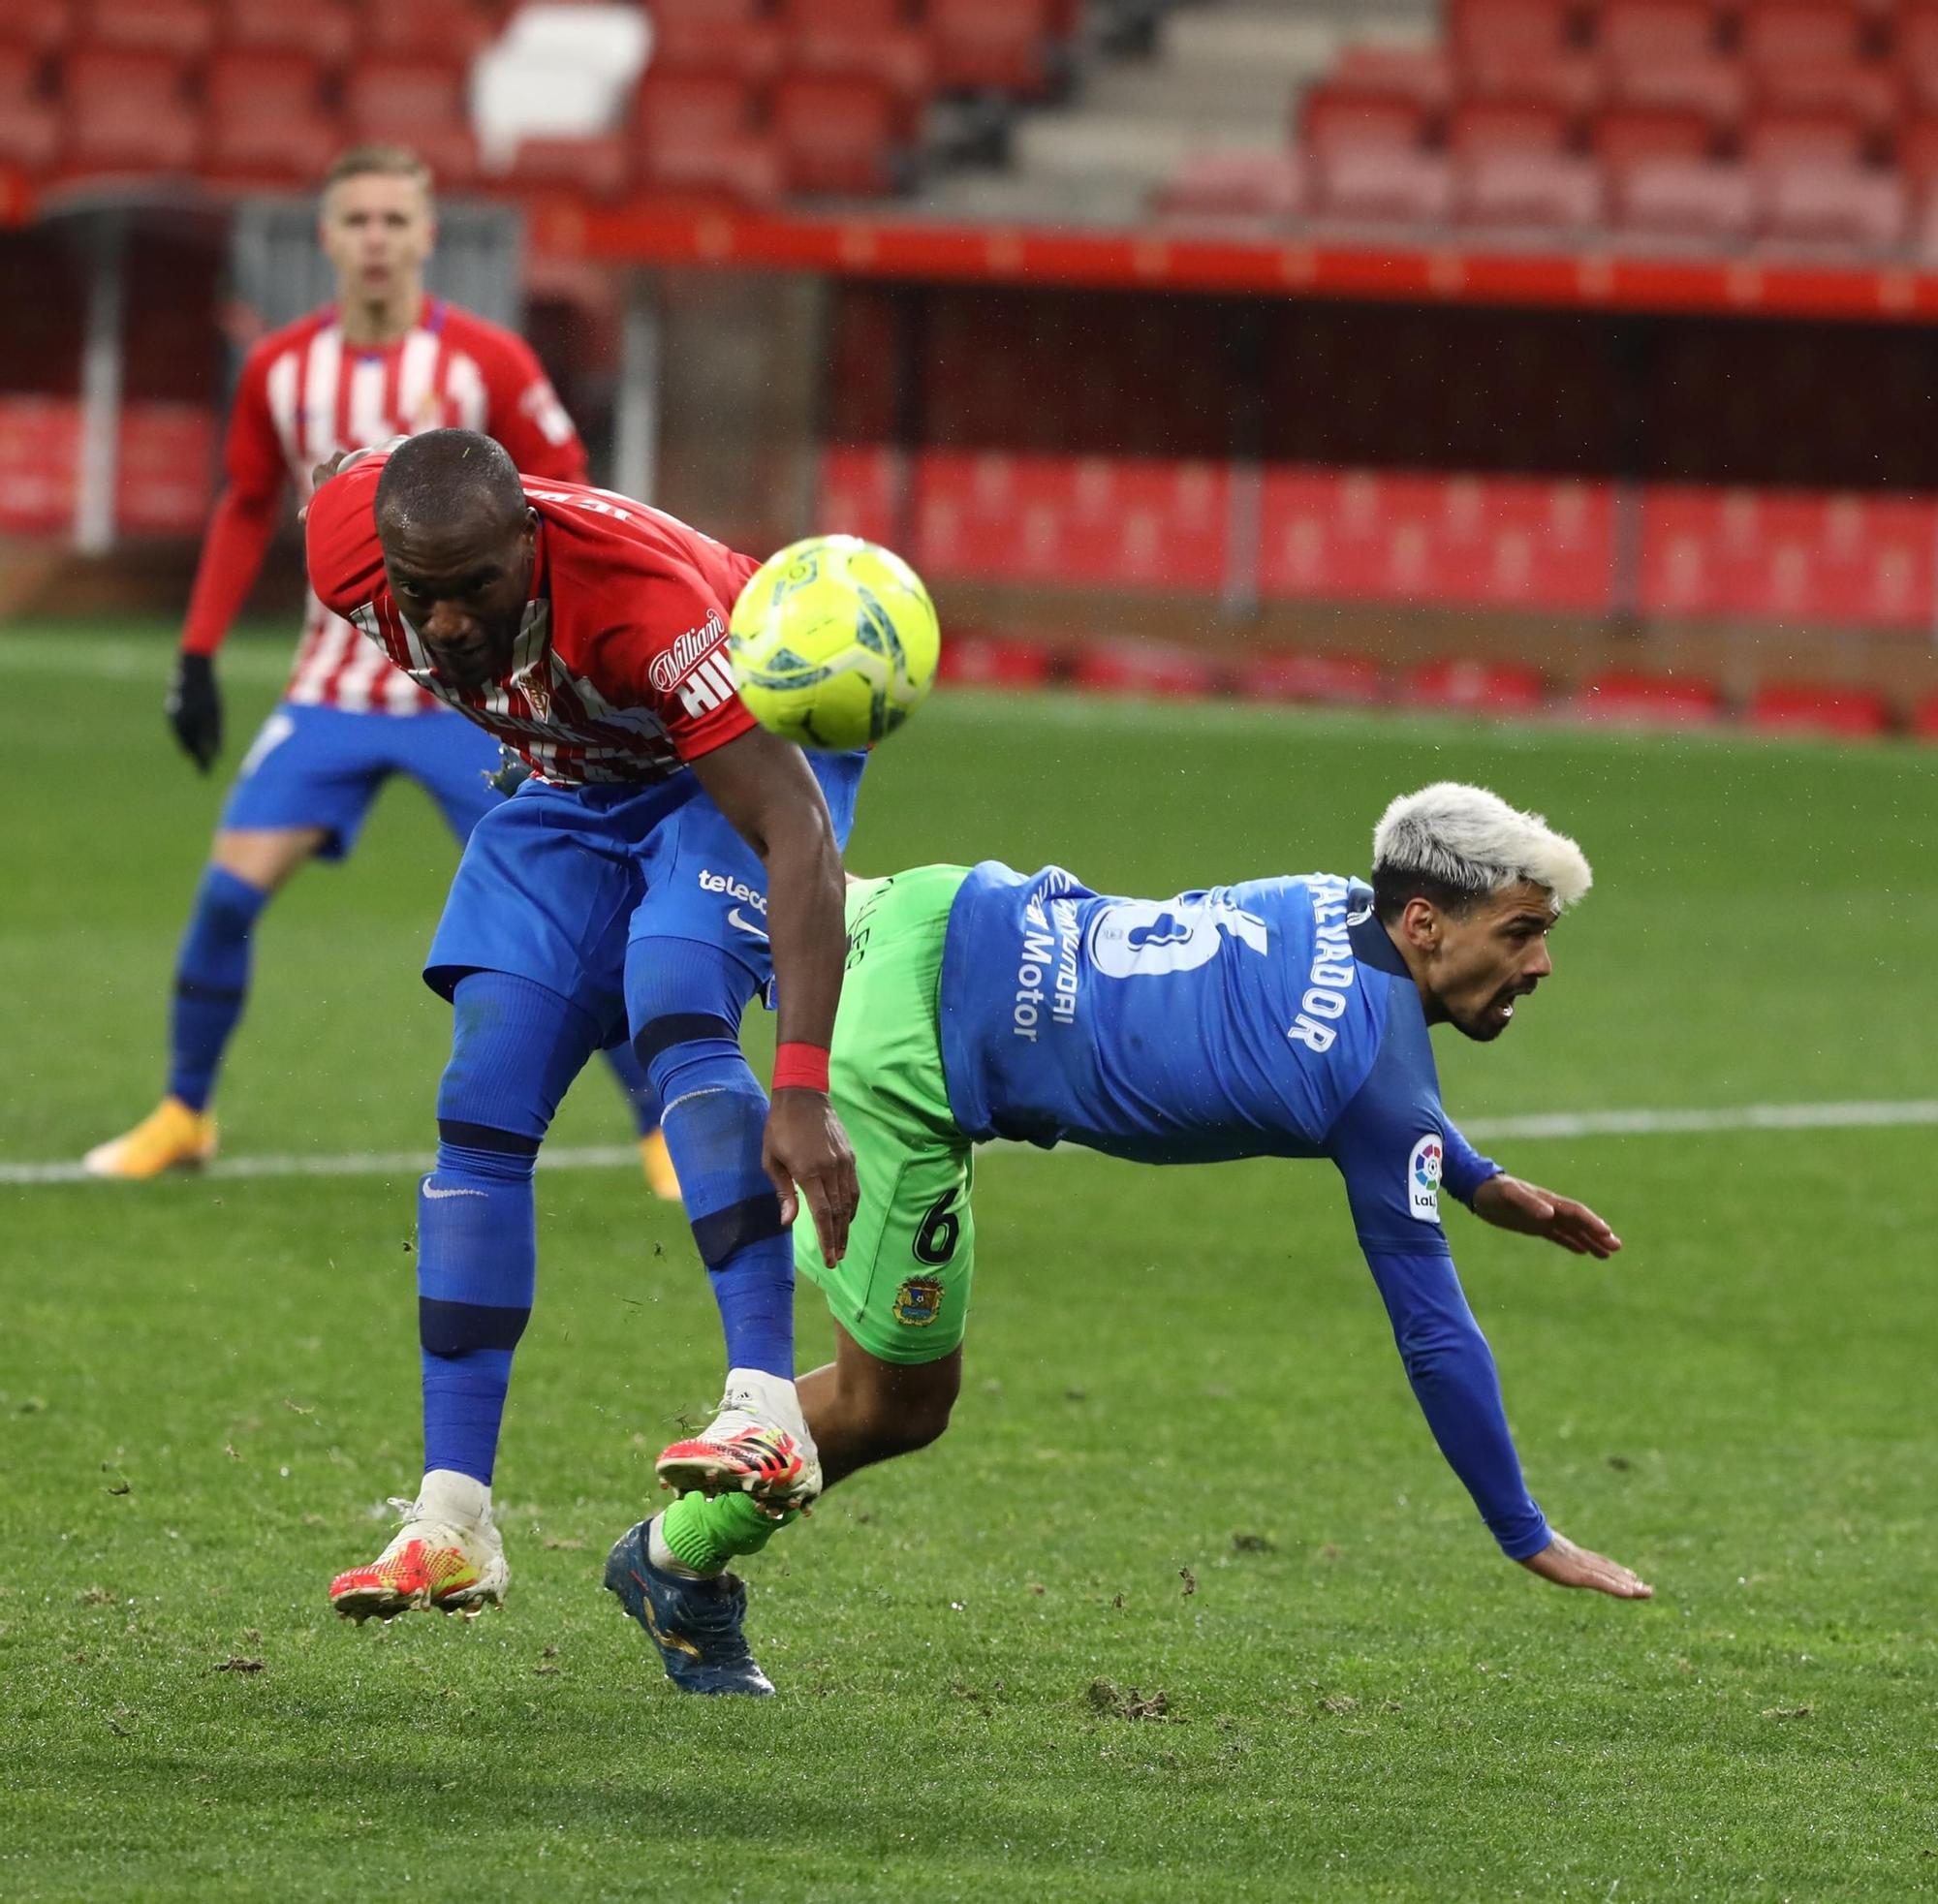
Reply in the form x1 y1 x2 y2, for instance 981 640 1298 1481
728 534 940 750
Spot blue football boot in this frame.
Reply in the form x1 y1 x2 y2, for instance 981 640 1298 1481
603 1518 775 1696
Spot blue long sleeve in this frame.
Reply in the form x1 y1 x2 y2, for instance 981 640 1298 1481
1439 1118 1502 1207
1361 1248 1550 1560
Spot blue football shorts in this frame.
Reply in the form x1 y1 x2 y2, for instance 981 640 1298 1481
423 748 868 1045
221 702 503 860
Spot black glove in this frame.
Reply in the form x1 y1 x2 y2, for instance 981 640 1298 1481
166 651 222 773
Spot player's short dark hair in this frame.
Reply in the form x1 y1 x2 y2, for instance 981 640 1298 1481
375 430 526 542
1369 867 1486 923
323 144 433 198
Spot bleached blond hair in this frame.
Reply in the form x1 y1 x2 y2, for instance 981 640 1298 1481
1371 782 1592 916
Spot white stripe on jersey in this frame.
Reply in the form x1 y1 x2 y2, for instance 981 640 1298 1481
446 354 488 429
345 354 389 457
300 327 342 471
396 330 439 432
265 349 302 482
287 601 356 704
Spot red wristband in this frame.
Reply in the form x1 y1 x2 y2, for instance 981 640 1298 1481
772 1042 829 1094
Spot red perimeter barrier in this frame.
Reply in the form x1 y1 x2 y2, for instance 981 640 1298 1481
549 201 1938 328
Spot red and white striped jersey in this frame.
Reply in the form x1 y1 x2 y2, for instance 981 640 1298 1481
305 452 761 786
181 297 586 715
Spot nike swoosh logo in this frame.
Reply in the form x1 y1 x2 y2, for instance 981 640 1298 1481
422 1184 487 1201
727 906 769 941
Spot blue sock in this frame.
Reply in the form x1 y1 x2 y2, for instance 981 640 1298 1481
600 1039 663 1139
419 973 601 1486
418 1138 535 1485
167 867 268 1111
631 940 792 1381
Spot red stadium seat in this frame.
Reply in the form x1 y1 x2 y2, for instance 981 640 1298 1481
926 0 1063 98
343 60 480 186
1758 164 1907 247
203 49 341 182
643 9 779 86
81 0 218 60
771 71 900 195
936 634 1055 689
1575 669 1725 724
1604 54 1748 131
1258 471 1614 611
818 443 898 544
361 1 497 61
1748 681 1892 734
1596 0 1723 65
505 134 633 201
1300 83 1432 157
1739 0 1865 71
1756 64 1898 135
1911 690 1938 739
1328 46 1454 114
1898 115 1938 191
1610 157 1756 241
1404 658 1549 713
62 48 203 173
205 48 327 124
0 46 58 174
1460 53 1601 114
1152 151 1305 223
344 55 467 135
1592 104 1718 172
780 0 930 109
221 0 357 68
635 70 781 203
1456 150 1604 230
0 396 80 535
1232 650 1386 706
1072 640 1221 700
1310 147 1454 223
1742 107 1868 171
117 401 216 537
1451 0 1576 67
1446 96 1576 157
1640 487 1937 627
914 453 1230 590
0 2 72 55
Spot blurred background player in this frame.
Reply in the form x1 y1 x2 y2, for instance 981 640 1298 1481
610 784 1650 1695
81 144 680 1196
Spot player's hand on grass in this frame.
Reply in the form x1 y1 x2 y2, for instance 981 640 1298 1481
1519 1530 1653 1600
165 651 221 772
1473 1172 1621 1258
764 1090 858 1268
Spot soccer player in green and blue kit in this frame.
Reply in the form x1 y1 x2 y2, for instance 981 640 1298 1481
605 782 1652 1694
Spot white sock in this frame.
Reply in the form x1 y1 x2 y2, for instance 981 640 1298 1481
721 1366 813 1453
417 1468 490 1526
647 1512 709 1579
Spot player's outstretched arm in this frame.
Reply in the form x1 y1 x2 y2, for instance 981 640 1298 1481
687 729 859 1267
1472 1173 1622 1258
1520 1530 1652 1598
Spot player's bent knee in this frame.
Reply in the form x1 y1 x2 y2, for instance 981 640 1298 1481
851 1350 960 1457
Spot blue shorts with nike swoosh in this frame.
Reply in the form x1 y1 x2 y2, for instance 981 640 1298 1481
424 747 866 1044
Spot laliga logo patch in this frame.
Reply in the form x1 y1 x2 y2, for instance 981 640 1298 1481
1407 1134 1443 1223
891 1276 945 1328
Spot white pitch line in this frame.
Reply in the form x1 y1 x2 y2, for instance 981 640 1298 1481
6 1100 1936 1187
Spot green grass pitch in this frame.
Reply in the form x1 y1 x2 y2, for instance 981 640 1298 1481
2 624 1934 1901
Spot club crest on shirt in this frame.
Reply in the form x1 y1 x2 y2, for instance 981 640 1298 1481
891 1276 945 1327
1407 1133 1443 1222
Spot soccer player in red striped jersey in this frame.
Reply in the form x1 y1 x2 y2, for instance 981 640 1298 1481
84 145 676 1189
301 431 866 1627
